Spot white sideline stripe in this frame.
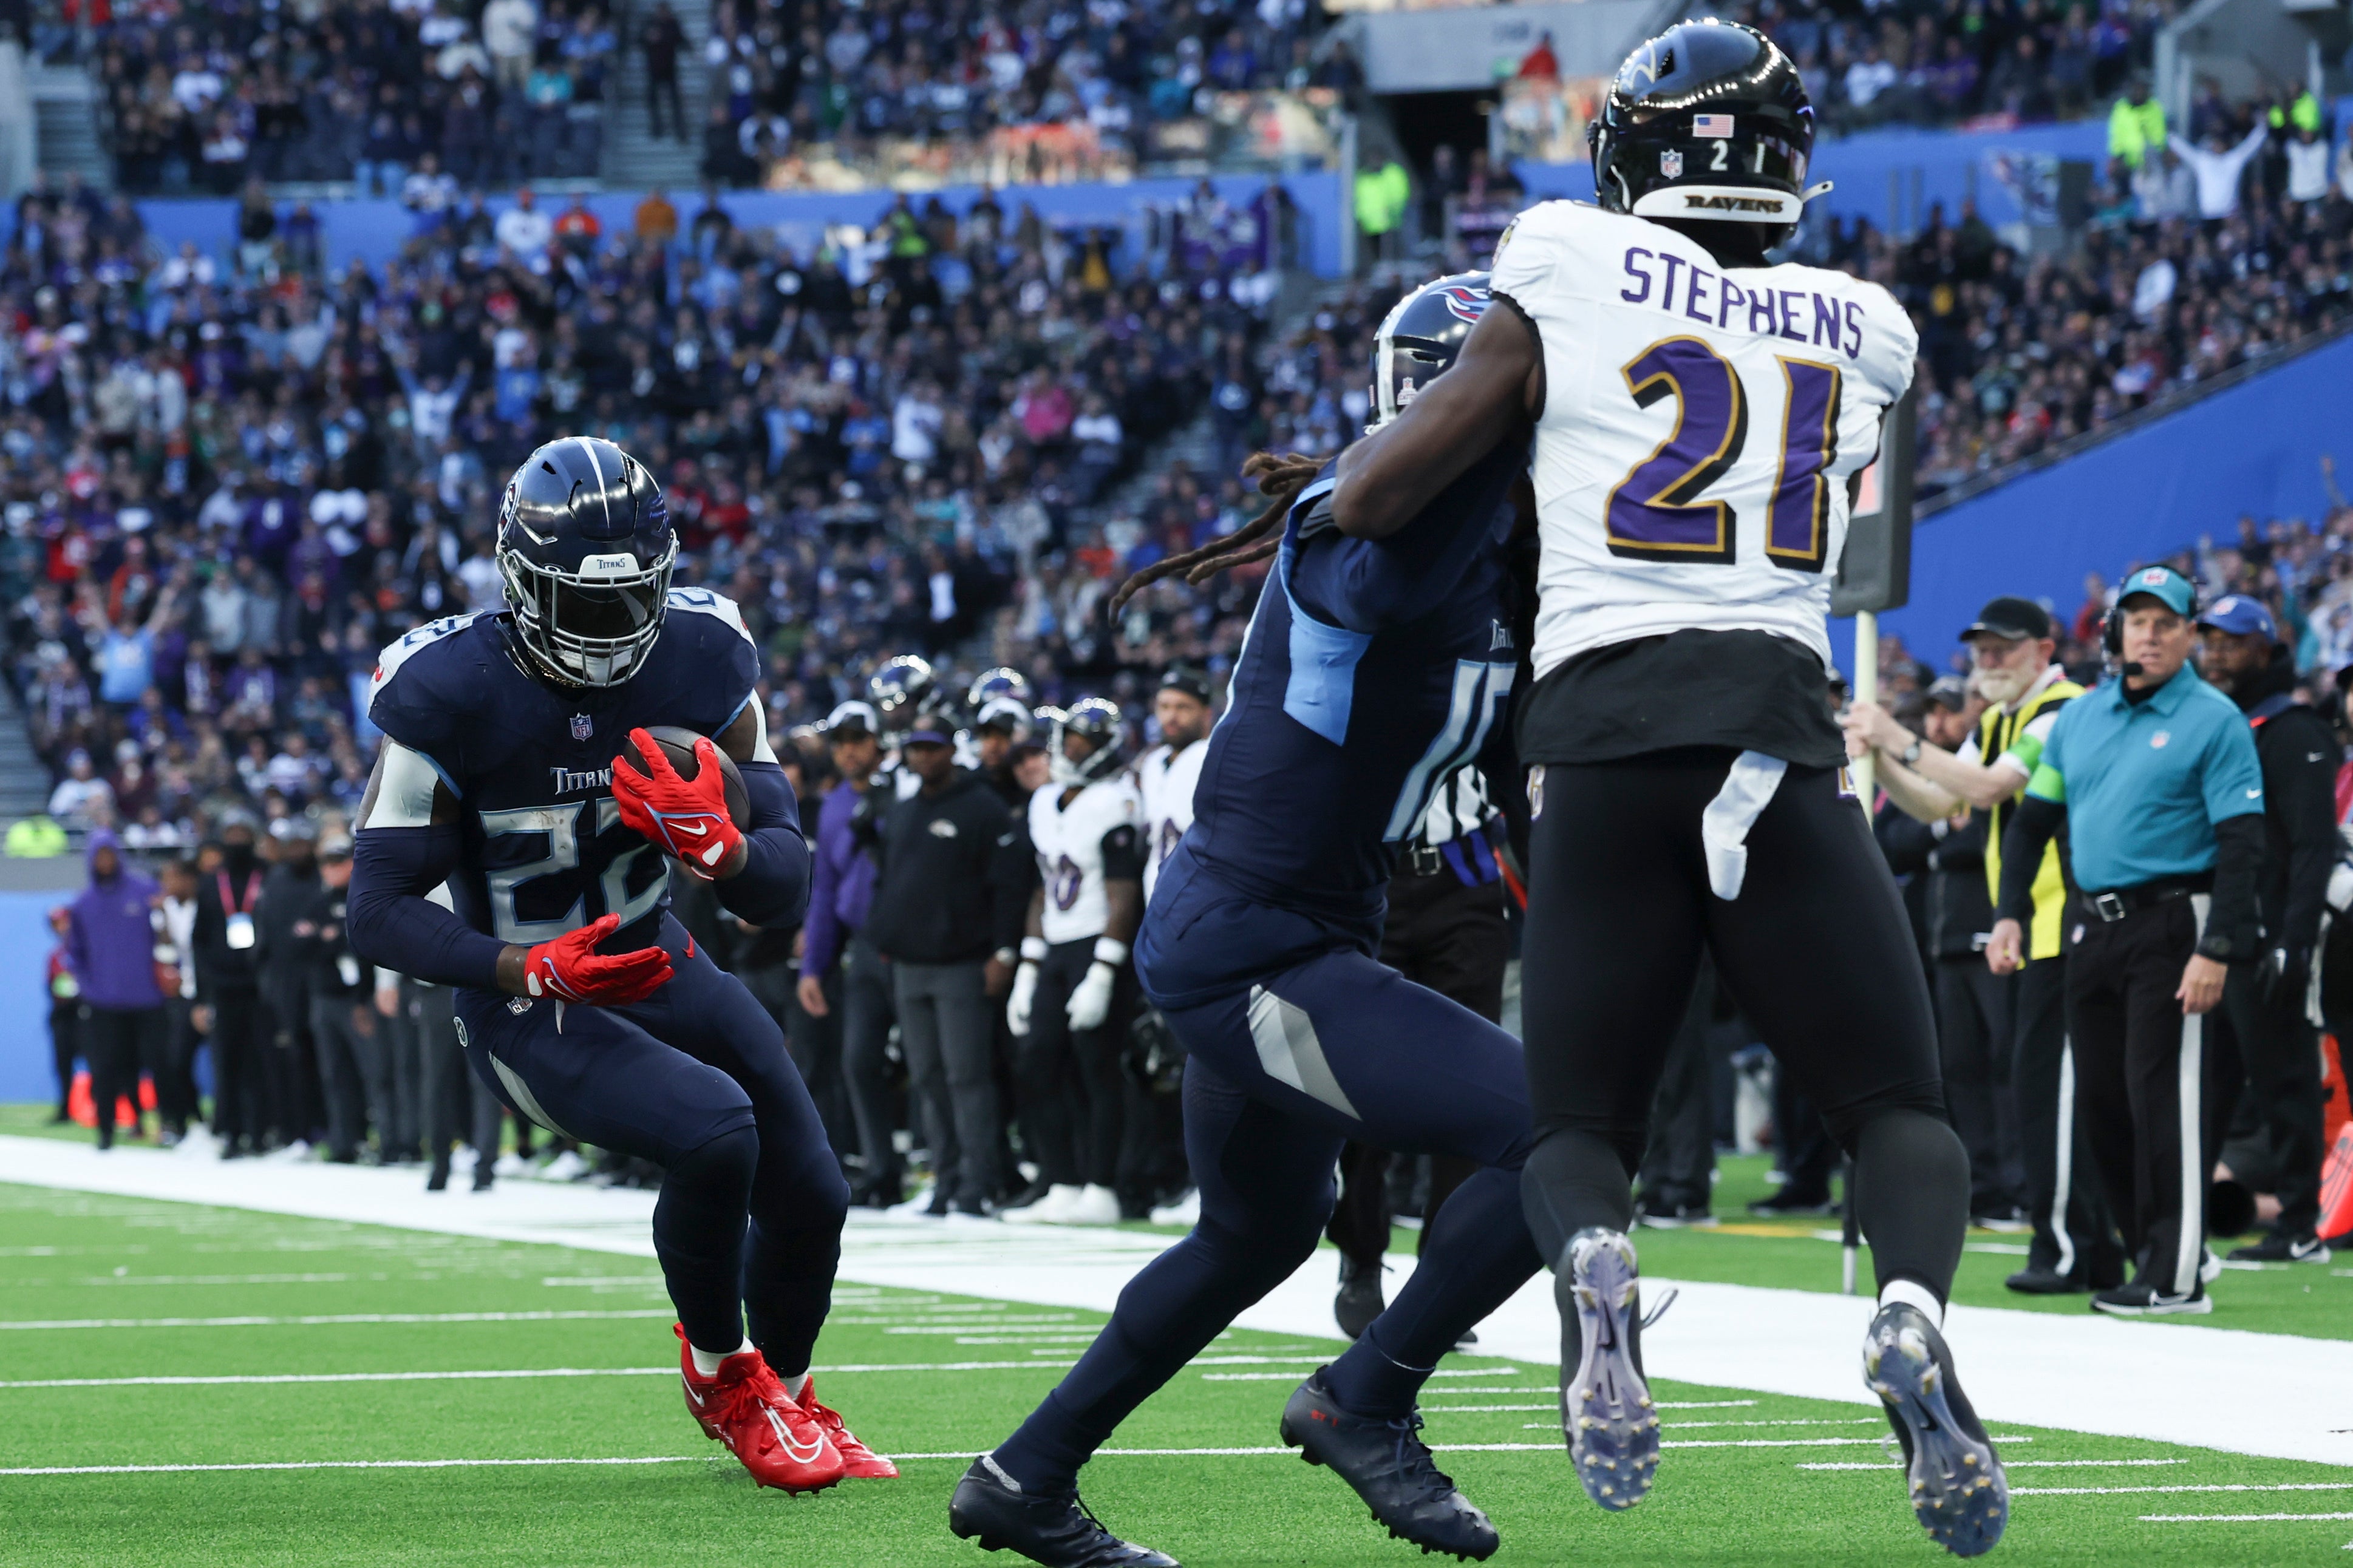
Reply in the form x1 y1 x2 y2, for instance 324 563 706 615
2142 1512 2353 1522
0 1310 675 1331
1202 1366 1517 1382
0 1456 709 1477
0 1355 1377 1386
0 1368 676 1390
1802 1459 2185 1471
2004 1495 2353 1504
1518 1434 2034 1449
6 1137 2353 1467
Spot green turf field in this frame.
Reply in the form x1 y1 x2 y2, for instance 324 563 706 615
1 1176 2350 1566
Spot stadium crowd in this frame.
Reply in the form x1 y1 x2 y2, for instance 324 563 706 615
53 0 2296 194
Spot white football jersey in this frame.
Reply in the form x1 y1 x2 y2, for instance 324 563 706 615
1490 200 1918 677
1134 739 1207 904
1027 773 1142 945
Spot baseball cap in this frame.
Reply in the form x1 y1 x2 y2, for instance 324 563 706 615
824 700 878 738
1960 596 2052 643
1926 674 1971 711
2116 563 2196 618
1157 663 1214 705
2196 593 2278 642
318 832 354 861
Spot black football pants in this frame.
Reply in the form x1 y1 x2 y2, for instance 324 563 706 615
1519 750 1966 1305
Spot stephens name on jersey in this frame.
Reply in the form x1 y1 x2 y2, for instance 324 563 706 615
1135 739 1207 905
364 588 764 951
1028 771 1144 945
1493 199 1917 767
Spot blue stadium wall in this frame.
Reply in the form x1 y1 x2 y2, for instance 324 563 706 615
1833 329 2353 676
0 893 71 1101
6 174 1349 279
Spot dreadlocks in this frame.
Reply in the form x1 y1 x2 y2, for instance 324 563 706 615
1108 451 1323 616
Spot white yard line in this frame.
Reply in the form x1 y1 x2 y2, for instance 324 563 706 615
1803 1459 2184 1470
0 1456 711 1477
2014 1483 2353 1496
2140 1512 2353 1522
3 1135 2349 1468
0 1309 675 1330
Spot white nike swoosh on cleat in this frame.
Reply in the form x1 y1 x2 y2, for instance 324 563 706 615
682 1379 705 1407
764 1406 826 1464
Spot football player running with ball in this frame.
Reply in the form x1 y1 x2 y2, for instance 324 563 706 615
1330 22 2004 1558
347 437 894 1493
951 274 1543 1567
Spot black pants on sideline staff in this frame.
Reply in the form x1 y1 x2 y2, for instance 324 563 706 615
49 1001 78 1119
1934 955 2022 1216
2011 957 2124 1283
1015 938 1137 1193
838 938 901 1194
80 1003 160 1146
415 982 502 1175
2208 965 2326 1238
2065 892 2211 1299
1329 863 1504 1267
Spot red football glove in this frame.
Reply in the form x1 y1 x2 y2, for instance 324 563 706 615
522 913 672 1005
611 727 746 880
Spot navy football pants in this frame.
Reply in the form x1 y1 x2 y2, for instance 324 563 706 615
992 918 1541 1494
455 915 849 1376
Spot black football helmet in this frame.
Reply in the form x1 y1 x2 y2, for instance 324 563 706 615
972 694 1034 744
1049 697 1128 787
496 436 674 687
1590 19 1828 245
868 655 938 729
1370 272 1491 430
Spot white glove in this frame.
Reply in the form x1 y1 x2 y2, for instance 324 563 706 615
1066 960 1117 1031
1007 961 1040 1036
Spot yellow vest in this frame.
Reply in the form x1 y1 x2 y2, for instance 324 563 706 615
1978 677 2083 960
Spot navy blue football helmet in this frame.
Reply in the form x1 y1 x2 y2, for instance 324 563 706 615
1590 19 1826 245
1371 272 1491 430
496 436 674 687
868 655 938 729
1050 697 1128 787
965 665 1035 719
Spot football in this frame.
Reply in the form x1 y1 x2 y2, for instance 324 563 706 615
623 724 752 828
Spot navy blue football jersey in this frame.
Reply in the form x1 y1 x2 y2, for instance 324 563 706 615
1174 437 1528 922
366 587 761 948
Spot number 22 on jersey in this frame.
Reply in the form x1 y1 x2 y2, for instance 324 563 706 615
1604 336 1842 572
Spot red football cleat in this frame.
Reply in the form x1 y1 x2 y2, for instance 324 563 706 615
675 1325 845 1492
794 1373 898 1479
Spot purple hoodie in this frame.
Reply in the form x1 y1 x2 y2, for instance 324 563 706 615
800 778 878 976
66 829 164 1010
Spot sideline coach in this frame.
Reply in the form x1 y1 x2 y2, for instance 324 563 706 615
1989 565 2264 1316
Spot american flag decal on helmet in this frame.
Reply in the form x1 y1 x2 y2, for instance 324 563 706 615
1693 112 1734 137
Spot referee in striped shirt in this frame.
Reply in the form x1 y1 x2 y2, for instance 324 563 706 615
1990 566 2264 1315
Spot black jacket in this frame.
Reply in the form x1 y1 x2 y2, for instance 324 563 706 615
285 879 369 1001
192 849 268 998
2231 652 2340 958
1879 806 1995 961
862 770 1029 965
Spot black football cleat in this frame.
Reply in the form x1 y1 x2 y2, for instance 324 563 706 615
1279 1372 1498 1562
1334 1254 1385 1340
1558 1228 1661 1512
948 1455 1179 1567
1863 1302 2007 1558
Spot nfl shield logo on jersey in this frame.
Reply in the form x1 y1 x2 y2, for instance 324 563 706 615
1660 148 1684 178
570 713 594 741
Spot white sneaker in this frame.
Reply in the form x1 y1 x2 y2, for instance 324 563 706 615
887 1184 939 1218
1055 1184 1122 1226
540 1149 590 1183
1004 1184 1081 1224
1149 1189 1200 1226
494 1153 527 1178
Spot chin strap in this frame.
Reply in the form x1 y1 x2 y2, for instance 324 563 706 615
1802 180 1836 201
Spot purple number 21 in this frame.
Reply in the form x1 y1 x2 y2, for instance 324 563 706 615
1604 338 1842 573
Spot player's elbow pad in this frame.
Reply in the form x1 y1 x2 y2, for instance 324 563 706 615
716 760 811 929
348 826 506 989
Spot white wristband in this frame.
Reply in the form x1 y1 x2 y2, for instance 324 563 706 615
1092 937 1131 966
1020 937 1049 962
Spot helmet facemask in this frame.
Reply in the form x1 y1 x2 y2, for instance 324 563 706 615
500 537 676 688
